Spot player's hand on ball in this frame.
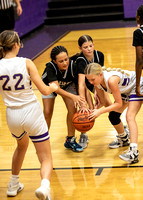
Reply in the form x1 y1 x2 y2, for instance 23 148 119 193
72 95 85 108
79 107 90 114
89 108 101 121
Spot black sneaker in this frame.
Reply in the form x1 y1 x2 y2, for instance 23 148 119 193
64 137 83 152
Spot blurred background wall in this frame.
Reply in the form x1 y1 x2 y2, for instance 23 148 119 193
15 0 143 37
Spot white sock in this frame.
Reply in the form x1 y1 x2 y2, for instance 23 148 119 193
130 143 137 149
41 179 50 188
119 132 126 137
10 175 19 185
81 133 87 135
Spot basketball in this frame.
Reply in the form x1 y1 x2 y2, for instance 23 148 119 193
72 111 95 132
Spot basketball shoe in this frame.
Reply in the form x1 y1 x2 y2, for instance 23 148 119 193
79 133 89 148
7 182 24 196
119 147 139 163
109 133 129 149
35 185 51 200
64 136 83 152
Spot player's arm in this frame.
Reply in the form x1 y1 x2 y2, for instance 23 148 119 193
85 86 94 109
78 74 89 109
26 59 58 95
95 87 112 108
89 76 122 120
13 0 22 16
135 46 143 96
49 80 85 108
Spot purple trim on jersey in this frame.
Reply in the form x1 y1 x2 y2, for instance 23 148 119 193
12 131 27 139
129 94 143 101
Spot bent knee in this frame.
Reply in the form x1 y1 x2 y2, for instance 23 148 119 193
108 111 121 125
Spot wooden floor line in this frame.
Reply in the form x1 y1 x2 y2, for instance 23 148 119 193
0 165 143 172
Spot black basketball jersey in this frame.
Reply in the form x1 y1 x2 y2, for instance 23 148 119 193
133 25 143 47
75 50 104 92
42 60 78 90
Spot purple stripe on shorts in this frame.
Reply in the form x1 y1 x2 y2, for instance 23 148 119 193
32 137 50 143
12 131 26 139
129 94 143 101
29 131 49 139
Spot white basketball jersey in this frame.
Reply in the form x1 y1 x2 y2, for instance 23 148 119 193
0 57 37 107
97 70 136 95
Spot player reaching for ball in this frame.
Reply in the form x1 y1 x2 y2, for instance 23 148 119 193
71 35 105 148
72 35 129 148
42 46 86 152
0 30 58 199
85 62 143 164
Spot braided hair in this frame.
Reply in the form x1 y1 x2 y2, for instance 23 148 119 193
50 46 68 61
85 63 126 75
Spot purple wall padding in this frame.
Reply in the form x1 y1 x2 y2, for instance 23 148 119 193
123 0 143 18
15 0 48 37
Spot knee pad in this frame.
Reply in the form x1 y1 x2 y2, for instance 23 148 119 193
108 111 121 125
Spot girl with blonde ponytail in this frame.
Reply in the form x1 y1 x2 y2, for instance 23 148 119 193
85 62 143 164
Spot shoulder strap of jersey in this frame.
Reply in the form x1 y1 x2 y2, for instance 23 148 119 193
138 27 143 33
76 56 88 65
49 61 58 75
70 60 74 78
95 50 100 63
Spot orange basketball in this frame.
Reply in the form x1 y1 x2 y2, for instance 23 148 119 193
72 111 95 132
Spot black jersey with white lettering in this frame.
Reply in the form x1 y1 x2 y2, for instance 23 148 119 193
42 60 78 90
133 26 143 47
76 50 104 92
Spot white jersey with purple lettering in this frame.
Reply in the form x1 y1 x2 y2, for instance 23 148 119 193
0 57 37 107
0 57 49 142
97 69 143 102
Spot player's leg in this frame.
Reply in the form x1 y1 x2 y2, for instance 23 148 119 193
7 134 29 196
42 94 55 128
108 101 130 148
25 101 53 199
34 139 52 200
62 96 83 152
119 101 142 163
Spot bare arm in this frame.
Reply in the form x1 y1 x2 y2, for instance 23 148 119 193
89 76 122 120
95 87 112 108
78 74 89 109
78 74 86 98
85 86 94 109
52 80 85 107
135 46 143 96
26 59 58 95
13 0 22 16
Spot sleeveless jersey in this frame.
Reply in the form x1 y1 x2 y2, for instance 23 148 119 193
0 57 37 107
42 60 78 90
97 70 136 95
76 50 104 92
132 25 143 47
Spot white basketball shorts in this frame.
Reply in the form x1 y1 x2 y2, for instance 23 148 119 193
6 101 49 142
